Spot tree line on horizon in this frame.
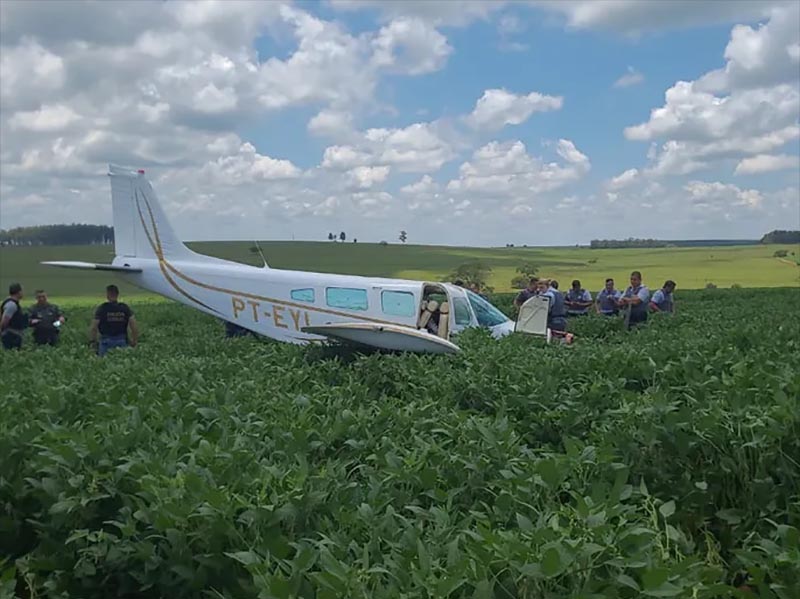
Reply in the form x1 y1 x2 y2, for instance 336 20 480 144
2 224 796 248
589 230 798 249
0 224 114 246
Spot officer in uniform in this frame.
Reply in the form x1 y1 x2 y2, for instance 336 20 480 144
565 279 592 316
619 271 650 329
650 280 676 314
1 283 27 350
89 284 138 356
29 289 66 346
538 278 567 332
595 278 621 316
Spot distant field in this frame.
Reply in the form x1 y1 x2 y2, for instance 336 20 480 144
1 241 798 299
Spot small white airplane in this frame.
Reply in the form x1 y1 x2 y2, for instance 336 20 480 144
43 165 518 354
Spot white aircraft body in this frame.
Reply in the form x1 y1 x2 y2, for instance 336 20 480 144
44 165 516 353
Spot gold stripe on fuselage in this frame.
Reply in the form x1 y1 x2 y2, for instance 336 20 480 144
135 189 406 328
134 190 221 315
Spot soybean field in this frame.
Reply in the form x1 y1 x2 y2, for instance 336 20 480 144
1 288 799 598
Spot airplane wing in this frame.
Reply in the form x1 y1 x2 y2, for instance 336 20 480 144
41 261 143 273
301 322 460 354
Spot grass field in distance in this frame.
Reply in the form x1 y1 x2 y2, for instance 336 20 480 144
1 240 798 300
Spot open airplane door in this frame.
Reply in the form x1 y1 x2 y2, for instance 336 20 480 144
301 322 460 354
515 295 552 342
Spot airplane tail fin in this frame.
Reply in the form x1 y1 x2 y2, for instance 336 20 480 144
108 164 194 261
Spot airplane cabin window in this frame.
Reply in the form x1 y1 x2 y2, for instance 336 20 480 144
326 287 368 310
466 291 507 327
453 297 472 325
290 288 315 303
381 290 416 317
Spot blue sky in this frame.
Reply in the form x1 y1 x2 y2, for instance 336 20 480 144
1 0 798 246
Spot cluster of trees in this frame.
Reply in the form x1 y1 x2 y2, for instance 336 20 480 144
510 262 539 289
327 232 350 242
446 261 540 292
761 230 800 244
0 224 114 246
448 261 494 292
590 238 668 249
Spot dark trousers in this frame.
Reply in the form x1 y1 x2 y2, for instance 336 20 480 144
33 329 59 346
628 310 648 328
1 332 22 350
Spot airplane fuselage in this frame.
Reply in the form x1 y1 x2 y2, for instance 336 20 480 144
112 254 514 344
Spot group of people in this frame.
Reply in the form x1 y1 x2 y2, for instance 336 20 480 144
1 283 138 355
513 271 676 332
2 272 675 352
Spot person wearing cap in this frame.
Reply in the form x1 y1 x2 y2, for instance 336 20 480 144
595 278 621 316
565 279 592 316
89 284 138 356
1 283 27 350
650 280 677 314
28 289 66 346
618 270 650 328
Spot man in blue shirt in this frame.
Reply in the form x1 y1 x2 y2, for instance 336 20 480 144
539 279 567 332
595 278 621 315
565 279 592 316
619 271 650 328
650 280 676 314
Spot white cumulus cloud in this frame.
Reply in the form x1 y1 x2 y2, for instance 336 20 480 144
734 153 800 175
465 88 563 130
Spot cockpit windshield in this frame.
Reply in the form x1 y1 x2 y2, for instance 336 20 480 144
465 290 508 327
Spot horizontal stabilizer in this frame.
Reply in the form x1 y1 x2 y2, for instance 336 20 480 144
41 261 142 273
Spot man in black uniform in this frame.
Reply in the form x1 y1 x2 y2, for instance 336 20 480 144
1 283 27 350
89 284 138 356
29 289 66 346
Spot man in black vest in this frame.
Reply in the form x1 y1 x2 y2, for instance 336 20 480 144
89 284 138 356
29 289 66 346
1 283 27 350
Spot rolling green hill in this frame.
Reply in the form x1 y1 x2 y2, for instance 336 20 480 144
1 241 798 300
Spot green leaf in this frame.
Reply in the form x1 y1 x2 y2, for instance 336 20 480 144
417 539 430 575
516 513 534 532
642 582 684 597
617 574 640 591
642 568 669 590
659 500 676 519
436 577 466 597
536 459 560 490
541 547 562 578
446 539 460 569
472 580 492 599
694 481 708 491
49 499 76 515
269 575 292 599
716 508 744 525
225 550 260 566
